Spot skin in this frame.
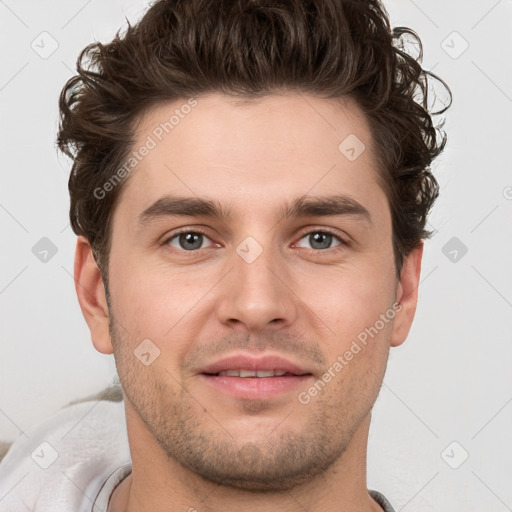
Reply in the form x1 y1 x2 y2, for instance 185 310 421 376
75 92 422 512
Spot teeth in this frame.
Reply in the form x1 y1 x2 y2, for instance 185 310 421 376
239 369 257 377
256 370 274 377
217 370 290 377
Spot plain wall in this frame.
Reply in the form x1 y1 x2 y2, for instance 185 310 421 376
1 1 511 510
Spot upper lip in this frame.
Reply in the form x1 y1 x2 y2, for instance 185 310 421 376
198 353 313 376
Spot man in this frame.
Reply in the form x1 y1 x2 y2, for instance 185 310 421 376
0 0 451 510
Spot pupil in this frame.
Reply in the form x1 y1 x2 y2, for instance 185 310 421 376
177 233 332 251
180 233 202 250
310 232 331 250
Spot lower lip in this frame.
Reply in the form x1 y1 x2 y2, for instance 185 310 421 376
199 374 313 400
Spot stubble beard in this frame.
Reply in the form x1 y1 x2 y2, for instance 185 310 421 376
108 309 378 492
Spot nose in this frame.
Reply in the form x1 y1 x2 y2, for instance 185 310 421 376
215 239 298 333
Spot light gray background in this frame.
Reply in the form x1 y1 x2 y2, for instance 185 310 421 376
1 1 511 510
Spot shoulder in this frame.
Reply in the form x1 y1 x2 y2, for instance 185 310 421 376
0 389 129 511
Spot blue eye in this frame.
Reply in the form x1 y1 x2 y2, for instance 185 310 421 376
163 229 345 254
296 231 343 250
167 231 213 251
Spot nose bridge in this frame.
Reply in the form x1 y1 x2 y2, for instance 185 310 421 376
216 234 297 331
235 235 279 289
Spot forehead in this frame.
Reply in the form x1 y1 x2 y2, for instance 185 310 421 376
115 92 386 222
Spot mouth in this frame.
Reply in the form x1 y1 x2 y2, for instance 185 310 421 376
204 369 308 377
197 354 314 400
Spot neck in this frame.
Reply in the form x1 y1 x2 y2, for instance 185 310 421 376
109 404 383 512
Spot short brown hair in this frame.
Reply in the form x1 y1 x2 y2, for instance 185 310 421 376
58 0 451 280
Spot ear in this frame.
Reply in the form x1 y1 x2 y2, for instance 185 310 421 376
74 236 113 354
390 242 423 348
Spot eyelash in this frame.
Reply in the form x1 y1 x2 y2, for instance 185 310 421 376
162 228 347 253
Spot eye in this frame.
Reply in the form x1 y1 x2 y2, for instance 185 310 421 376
165 230 215 251
295 231 344 251
163 229 345 253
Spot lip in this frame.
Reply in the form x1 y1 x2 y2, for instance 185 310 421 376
198 354 312 376
199 373 313 400
197 353 315 400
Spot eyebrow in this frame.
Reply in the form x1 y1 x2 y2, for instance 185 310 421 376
138 193 372 226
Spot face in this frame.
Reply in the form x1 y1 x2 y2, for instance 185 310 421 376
80 92 418 491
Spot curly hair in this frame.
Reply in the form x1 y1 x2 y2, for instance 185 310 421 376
57 0 451 280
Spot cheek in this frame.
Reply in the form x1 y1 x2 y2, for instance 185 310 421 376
108 259 216 352
316 281 393 405
301 264 396 345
